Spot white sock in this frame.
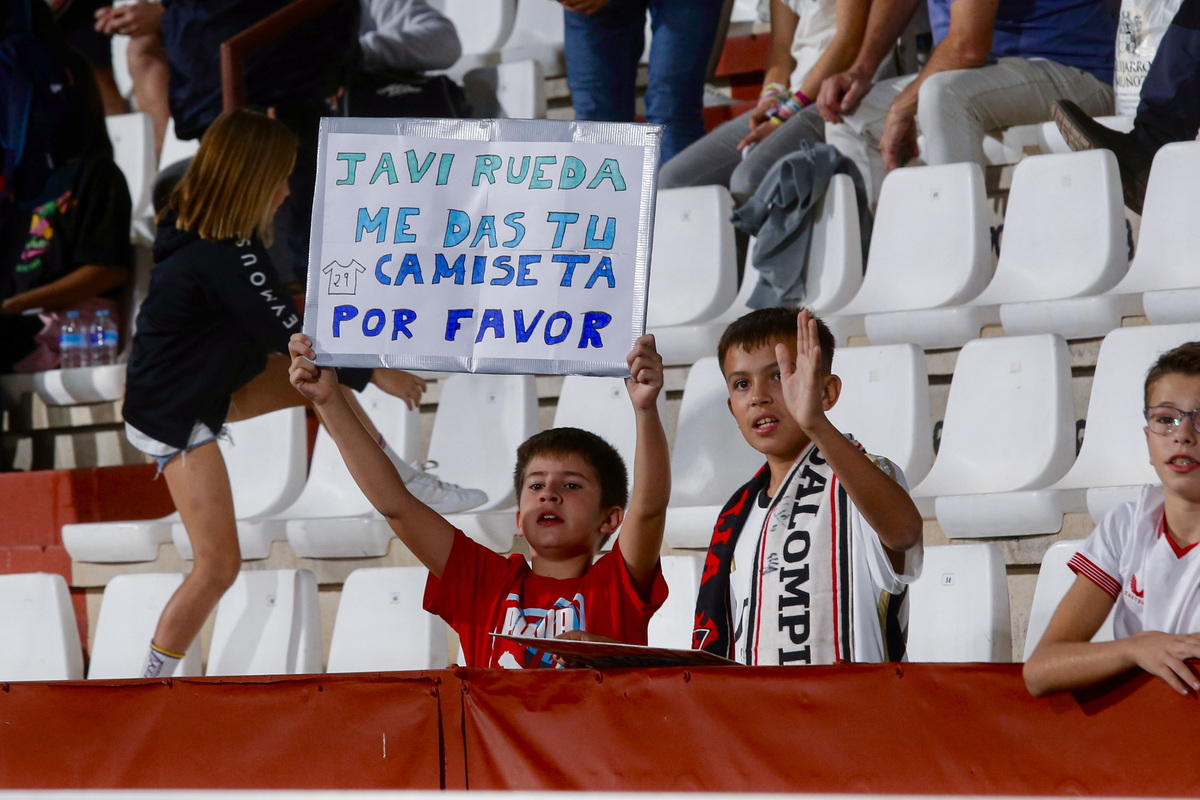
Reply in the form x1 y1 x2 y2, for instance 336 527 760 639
142 641 183 678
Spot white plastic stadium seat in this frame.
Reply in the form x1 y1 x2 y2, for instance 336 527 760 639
88 573 201 679
907 544 1012 662
159 116 201 171
972 150 1134 339
442 0 516 56
281 383 421 558
912 335 1082 535
63 511 181 564
648 555 702 649
646 186 738 329
0 573 83 681
980 115 1134 165
1050 323 1200 522
459 60 547 119
827 343 934 488
440 375 540 551
169 408 308 560
206 569 322 676
654 174 861 365
664 357 765 549
1105 142 1200 324
327 567 449 672
836 162 996 349
1023 540 1116 660
105 112 156 231
499 0 565 75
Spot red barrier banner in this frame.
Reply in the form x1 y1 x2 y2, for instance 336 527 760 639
4 665 1199 793
457 664 1200 795
0 673 445 789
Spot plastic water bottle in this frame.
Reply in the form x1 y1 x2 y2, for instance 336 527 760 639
88 309 119 366
59 311 86 369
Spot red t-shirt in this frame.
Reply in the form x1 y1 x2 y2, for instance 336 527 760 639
423 529 668 668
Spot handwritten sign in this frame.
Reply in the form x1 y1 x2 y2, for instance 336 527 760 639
304 118 661 376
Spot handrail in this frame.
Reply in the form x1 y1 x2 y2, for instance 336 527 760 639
219 0 344 112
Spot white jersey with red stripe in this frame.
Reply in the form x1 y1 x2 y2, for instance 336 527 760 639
1069 484 1200 638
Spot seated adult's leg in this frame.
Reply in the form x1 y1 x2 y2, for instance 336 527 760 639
1136 0 1200 152
729 106 824 204
562 0 645 123
644 0 727 162
126 33 171 158
150 440 241 660
825 75 914 207
658 110 752 193
917 57 1113 167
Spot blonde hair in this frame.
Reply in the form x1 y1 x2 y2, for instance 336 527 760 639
166 108 298 246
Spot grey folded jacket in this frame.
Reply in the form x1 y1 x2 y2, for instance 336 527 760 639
730 141 872 308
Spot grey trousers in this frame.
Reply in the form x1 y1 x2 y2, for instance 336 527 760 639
658 103 825 204
826 57 1114 206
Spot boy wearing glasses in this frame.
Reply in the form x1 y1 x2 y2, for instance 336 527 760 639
693 307 924 665
1024 342 1200 697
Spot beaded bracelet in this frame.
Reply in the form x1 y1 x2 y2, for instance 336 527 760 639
769 89 813 125
759 82 788 101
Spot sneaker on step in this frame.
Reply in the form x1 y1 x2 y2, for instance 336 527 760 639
404 470 487 514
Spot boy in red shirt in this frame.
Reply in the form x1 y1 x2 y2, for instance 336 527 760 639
289 333 669 668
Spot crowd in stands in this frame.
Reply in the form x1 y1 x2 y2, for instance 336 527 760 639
2 0 1200 699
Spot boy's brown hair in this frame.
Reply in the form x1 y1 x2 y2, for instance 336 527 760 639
513 427 629 514
717 307 836 375
1145 341 1200 405
166 108 297 247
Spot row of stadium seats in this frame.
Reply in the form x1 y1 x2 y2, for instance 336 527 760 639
60 319 1193 565
650 142 1200 364
3 534 1095 680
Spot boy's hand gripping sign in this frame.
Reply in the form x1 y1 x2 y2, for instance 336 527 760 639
305 118 661 376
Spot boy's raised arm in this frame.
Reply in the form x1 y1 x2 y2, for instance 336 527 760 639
1023 575 1200 697
288 333 457 577
780 310 923 555
617 334 670 591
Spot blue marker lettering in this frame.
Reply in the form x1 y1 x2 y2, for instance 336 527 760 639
336 153 365 185
445 308 474 341
357 207 389 243
578 311 611 348
392 309 416 340
333 305 359 337
475 309 505 342
544 311 572 345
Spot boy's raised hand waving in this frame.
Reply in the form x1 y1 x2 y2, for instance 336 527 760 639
778 308 832 432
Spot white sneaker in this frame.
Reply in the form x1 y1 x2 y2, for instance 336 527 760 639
404 470 488 514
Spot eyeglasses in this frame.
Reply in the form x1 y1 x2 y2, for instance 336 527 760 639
1144 405 1200 435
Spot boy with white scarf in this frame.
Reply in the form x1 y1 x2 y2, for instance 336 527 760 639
693 307 924 665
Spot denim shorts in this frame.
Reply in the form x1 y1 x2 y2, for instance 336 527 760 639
125 421 223 473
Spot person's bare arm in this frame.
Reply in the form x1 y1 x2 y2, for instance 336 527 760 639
0 264 128 315
289 334 456 576
763 0 801 92
779 310 923 554
878 0 999 169
817 0 921 121
795 0 872 103
615 335 669 592
1024 575 1200 697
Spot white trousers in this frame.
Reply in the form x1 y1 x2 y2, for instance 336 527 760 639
826 57 1114 205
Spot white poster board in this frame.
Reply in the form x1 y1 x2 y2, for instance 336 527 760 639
304 117 661 376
